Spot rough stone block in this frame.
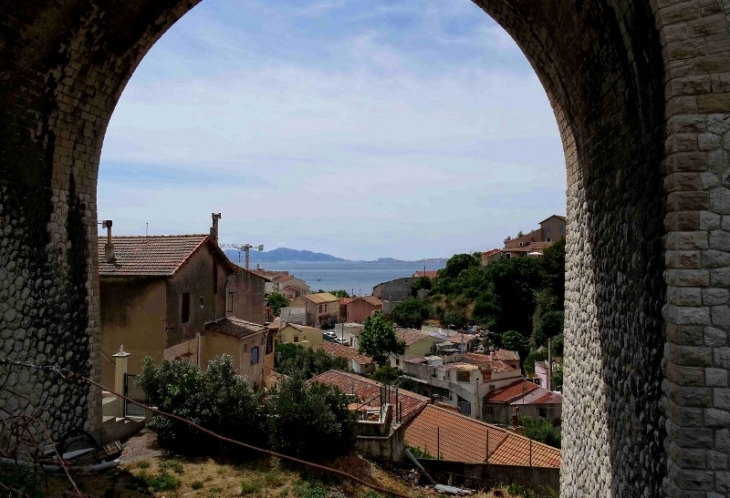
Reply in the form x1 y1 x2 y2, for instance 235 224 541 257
668 304 712 324
698 132 722 150
701 250 730 268
708 148 730 175
703 288 729 305
712 305 730 330
709 450 728 469
668 191 710 211
669 114 706 134
667 231 709 250
700 211 721 229
667 151 709 173
669 324 706 345
714 390 730 410
699 171 720 190
710 268 730 286
705 326 728 346
666 270 711 287
714 347 730 368
706 367 729 386
698 94 730 113
709 189 730 214
717 428 730 452
668 251 702 269
707 115 730 135
669 285 703 304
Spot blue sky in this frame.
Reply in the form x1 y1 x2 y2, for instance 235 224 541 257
99 0 565 260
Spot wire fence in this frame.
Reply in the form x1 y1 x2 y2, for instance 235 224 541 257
0 357 411 498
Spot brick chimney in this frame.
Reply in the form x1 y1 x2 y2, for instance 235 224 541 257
102 220 116 263
210 213 221 243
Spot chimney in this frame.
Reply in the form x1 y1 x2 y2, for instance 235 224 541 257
489 350 494 361
210 213 221 243
102 220 116 263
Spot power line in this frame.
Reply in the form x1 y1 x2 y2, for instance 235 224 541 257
0 357 409 498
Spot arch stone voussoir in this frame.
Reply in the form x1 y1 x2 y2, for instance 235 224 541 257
0 0 729 495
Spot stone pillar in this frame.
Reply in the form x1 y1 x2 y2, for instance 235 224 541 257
112 346 131 418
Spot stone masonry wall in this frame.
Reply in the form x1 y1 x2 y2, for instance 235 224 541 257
0 0 730 495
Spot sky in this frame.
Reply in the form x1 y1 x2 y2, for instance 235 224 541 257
98 0 566 261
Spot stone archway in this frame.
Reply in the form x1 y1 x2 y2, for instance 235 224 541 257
1 0 729 495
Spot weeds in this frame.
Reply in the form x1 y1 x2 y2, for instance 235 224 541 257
159 459 185 474
191 480 204 490
137 460 150 470
138 470 181 492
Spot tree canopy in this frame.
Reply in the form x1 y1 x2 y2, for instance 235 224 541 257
358 313 405 365
275 342 350 379
266 293 289 316
391 298 430 329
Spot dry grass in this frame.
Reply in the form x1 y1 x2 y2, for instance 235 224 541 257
1 454 520 498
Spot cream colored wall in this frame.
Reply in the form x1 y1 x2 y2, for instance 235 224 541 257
405 336 439 359
100 278 167 388
200 333 240 370
278 325 323 348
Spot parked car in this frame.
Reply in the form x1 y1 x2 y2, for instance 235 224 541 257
335 337 349 345
324 331 337 339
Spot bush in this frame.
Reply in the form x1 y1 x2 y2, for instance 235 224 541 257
391 298 430 329
443 312 466 329
268 376 356 460
519 416 561 449
371 365 400 384
275 342 350 379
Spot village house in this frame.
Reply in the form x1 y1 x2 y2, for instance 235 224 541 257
226 263 268 324
290 292 340 327
482 379 563 425
271 274 310 296
278 322 323 348
97 227 238 387
312 342 376 375
346 295 383 323
390 329 443 370
164 317 273 389
280 285 309 300
533 360 560 389
483 215 566 265
412 270 438 279
405 404 561 467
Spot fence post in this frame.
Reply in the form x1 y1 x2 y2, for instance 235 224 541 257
112 345 131 417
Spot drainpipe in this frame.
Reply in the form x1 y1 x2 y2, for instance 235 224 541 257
112 345 131 418
102 220 116 263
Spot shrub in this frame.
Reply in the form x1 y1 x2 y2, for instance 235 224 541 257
519 416 561 449
268 376 356 460
276 343 350 380
191 481 204 490
240 480 262 495
391 298 430 329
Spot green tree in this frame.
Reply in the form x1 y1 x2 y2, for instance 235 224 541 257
358 313 406 365
500 330 529 360
371 365 400 384
325 289 350 298
410 276 432 297
551 363 564 391
533 311 564 348
391 298 430 329
483 257 540 336
443 312 467 329
266 293 289 316
540 236 566 310
275 342 350 379
471 291 501 328
268 375 356 459
519 416 561 448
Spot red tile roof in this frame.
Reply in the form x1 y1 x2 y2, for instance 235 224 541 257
396 329 430 346
413 270 439 278
492 349 520 362
204 317 267 339
484 380 539 403
481 249 501 259
405 405 560 467
313 342 373 366
310 370 429 422
98 235 237 277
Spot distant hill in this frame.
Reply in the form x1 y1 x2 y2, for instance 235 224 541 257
224 247 348 263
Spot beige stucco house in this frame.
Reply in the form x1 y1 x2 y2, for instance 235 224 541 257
278 323 323 348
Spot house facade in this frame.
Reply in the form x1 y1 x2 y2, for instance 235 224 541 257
482 379 563 424
346 296 383 323
278 323 323 348
390 329 442 369
483 215 566 265
226 264 267 324
298 292 340 327
372 277 417 314
164 317 272 389
98 233 236 387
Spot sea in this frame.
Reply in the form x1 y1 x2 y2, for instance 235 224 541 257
251 261 446 296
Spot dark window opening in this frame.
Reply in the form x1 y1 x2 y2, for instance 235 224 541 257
539 408 547 418
251 346 260 364
181 292 190 323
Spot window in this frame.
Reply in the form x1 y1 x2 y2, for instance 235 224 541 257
519 242 523 247
485 406 494 415
181 293 190 323
251 346 260 364
539 408 547 418
547 237 552 242
395 358 400 366
489 384 495 391
506 253 511 259
559 225 564 233
457 370 471 382
294 336 299 343
200 296 204 309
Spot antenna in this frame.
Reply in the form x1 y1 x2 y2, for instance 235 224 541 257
145 223 148 237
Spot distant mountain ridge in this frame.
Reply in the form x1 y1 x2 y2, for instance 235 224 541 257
223 247 447 264
224 247 348 263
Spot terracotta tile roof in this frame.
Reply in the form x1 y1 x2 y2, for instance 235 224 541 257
359 296 383 307
396 329 430 346
481 249 501 258
511 388 562 406
313 342 373 366
484 380 539 403
441 362 478 372
405 405 561 467
204 317 267 339
539 214 566 224
460 355 518 374
310 370 429 422
449 333 479 344
492 349 520 362
98 235 209 276
413 270 439 278
462 352 492 364
304 292 339 304
340 298 354 305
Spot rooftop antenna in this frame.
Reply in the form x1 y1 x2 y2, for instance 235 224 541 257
145 222 148 238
